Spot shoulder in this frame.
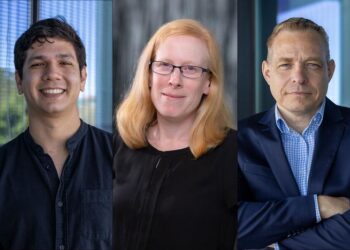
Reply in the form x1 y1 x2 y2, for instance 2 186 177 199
238 110 271 135
85 124 113 142
222 128 237 147
112 129 134 155
239 110 269 127
83 124 113 155
207 128 237 158
337 105 350 124
237 109 276 153
112 129 121 145
324 99 350 126
0 132 25 153
0 132 26 167
86 123 112 136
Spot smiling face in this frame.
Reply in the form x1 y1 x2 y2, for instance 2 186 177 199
150 35 211 123
262 30 335 119
16 38 86 118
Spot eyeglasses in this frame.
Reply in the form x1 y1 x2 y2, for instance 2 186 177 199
150 61 210 79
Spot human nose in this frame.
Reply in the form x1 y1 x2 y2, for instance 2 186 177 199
42 63 61 81
168 67 182 87
291 64 306 84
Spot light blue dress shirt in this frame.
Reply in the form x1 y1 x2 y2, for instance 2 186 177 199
274 100 325 249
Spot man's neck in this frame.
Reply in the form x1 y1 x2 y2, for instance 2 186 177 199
28 112 81 177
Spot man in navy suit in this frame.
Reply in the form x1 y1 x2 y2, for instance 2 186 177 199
238 17 350 249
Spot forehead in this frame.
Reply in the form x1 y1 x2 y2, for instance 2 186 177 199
269 30 327 60
156 35 209 64
25 38 77 61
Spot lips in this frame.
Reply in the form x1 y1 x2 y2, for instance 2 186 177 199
288 91 311 95
162 92 185 99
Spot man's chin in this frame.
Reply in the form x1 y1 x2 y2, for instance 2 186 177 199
286 105 317 116
34 105 70 117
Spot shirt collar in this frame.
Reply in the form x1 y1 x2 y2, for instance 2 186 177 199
275 99 325 134
24 119 88 154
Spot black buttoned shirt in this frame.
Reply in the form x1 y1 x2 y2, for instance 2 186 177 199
0 121 113 250
113 130 237 250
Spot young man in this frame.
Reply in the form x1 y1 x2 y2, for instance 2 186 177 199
238 18 350 249
0 18 112 249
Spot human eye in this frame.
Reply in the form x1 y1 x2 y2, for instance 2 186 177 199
157 61 172 70
30 62 45 68
152 61 173 74
182 65 200 74
307 62 321 70
157 61 171 68
59 60 73 66
278 63 291 69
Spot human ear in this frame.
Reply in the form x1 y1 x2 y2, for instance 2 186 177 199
327 59 335 80
262 60 271 86
202 75 211 95
15 71 23 95
80 67 87 92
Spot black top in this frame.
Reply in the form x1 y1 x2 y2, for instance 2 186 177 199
113 129 237 250
0 121 113 250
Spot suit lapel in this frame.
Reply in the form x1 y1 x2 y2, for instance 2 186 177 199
257 107 300 196
308 99 345 194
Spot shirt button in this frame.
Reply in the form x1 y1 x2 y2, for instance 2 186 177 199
59 244 65 250
45 165 50 170
57 201 63 207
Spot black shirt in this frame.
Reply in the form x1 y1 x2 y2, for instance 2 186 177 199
0 121 113 250
113 130 237 250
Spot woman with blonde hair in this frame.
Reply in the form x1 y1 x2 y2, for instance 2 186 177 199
113 19 236 250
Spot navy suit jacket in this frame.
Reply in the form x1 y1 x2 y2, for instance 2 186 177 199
238 98 350 249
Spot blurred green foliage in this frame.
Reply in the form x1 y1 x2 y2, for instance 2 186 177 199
0 68 27 145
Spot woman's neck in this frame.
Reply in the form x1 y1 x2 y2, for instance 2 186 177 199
147 115 195 151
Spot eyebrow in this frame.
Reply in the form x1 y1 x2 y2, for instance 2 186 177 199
276 57 293 63
26 53 75 63
276 57 324 63
154 58 205 66
305 57 324 62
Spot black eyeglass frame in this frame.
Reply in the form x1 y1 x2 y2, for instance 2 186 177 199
149 60 211 79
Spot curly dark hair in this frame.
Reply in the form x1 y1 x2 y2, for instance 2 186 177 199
14 17 86 78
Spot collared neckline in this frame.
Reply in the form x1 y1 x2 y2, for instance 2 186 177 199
275 99 325 135
24 119 88 154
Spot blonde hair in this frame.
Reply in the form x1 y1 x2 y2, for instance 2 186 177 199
267 17 330 60
116 19 233 158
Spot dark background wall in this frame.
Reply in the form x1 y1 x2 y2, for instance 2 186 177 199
237 0 276 120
